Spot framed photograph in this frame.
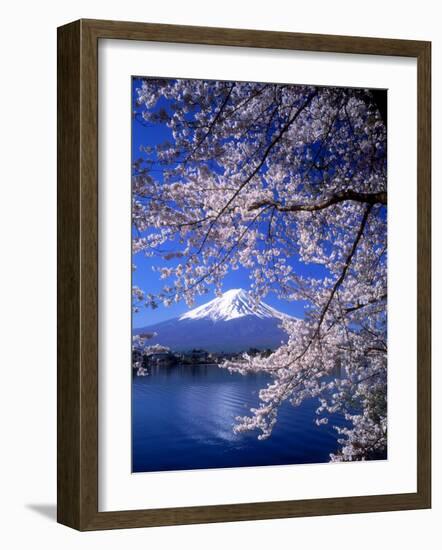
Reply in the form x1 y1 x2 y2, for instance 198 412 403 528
57 19 431 530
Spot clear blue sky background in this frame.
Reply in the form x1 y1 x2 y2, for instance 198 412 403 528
131 77 327 328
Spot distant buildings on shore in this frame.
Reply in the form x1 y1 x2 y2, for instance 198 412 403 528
132 347 273 371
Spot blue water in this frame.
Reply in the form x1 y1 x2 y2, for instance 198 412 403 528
132 364 347 473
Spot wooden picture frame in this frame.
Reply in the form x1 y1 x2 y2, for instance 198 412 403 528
57 18 431 530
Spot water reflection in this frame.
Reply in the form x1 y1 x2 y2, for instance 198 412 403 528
132 364 346 473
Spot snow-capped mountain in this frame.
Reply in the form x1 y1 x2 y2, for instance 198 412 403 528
179 288 289 322
134 288 294 353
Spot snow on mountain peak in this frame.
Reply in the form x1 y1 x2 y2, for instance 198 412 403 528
179 288 291 322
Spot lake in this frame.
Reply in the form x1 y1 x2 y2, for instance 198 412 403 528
132 363 347 472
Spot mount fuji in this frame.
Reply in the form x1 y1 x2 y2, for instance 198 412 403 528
133 289 294 353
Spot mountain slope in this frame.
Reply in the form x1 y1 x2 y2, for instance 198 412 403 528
134 289 294 353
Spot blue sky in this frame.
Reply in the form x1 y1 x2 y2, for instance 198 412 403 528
131 78 327 328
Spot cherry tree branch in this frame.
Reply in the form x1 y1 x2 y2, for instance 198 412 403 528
196 90 318 254
313 204 373 337
184 83 235 161
248 190 386 213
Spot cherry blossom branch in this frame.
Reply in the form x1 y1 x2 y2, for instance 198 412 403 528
248 190 386 213
183 83 235 162
196 90 318 254
314 204 373 336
